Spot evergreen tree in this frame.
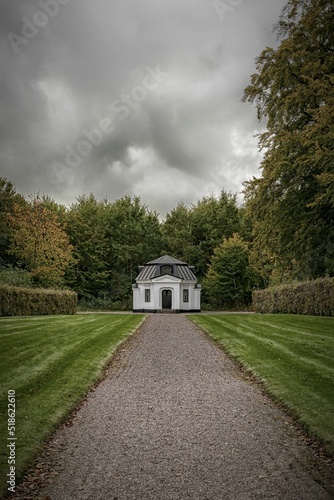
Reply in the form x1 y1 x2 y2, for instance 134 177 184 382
105 196 163 302
162 191 241 279
190 191 241 277
0 177 26 266
204 234 254 309
64 194 110 298
161 203 193 262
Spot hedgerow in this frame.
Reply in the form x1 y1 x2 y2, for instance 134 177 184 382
0 285 77 316
252 277 334 316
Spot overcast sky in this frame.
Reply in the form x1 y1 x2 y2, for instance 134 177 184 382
0 0 286 216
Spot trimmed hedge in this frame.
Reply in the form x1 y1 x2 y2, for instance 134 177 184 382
0 285 77 316
252 277 334 316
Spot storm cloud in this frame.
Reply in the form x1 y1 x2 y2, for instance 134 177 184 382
0 0 286 216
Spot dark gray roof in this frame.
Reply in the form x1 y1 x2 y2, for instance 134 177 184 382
136 255 197 281
146 255 186 265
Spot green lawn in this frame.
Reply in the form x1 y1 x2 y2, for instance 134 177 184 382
0 313 145 494
189 314 334 454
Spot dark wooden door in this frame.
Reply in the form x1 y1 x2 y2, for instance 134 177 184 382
162 290 172 309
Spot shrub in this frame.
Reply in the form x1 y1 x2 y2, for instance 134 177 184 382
252 277 334 316
0 285 77 316
78 296 132 311
0 267 34 288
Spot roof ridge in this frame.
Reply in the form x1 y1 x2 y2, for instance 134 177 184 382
146 255 186 265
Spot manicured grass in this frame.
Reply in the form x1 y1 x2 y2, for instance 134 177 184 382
189 314 334 454
0 313 145 494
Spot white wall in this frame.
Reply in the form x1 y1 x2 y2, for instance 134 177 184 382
153 282 180 309
133 278 201 311
132 285 141 310
193 286 201 310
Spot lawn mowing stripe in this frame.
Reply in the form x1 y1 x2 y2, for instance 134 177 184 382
189 313 334 453
0 314 145 494
258 320 334 340
1 316 133 397
0 316 127 393
224 324 334 375
206 316 333 371
202 318 334 384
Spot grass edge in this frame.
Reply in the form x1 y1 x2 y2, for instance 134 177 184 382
3 314 148 498
187 314 334 463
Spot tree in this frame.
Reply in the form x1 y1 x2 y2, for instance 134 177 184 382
38 194 68 222
204 234 254 309
0 178 26 266
189 191 241 278
243 0 334 282
105 196 163 302
64 194 110 298
161 203 194 262
161 191 242 280
7 196 74 287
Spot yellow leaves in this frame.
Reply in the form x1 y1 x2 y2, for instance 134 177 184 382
6 197 75 288
307 172 334 208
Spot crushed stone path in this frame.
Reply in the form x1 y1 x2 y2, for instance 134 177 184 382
16 315 334 499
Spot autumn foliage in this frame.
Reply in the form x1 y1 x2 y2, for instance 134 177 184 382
6 197 74 287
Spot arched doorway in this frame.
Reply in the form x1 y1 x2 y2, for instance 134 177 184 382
162 289 172 309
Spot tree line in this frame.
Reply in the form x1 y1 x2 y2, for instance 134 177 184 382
0 0 333 309
0 181 253 308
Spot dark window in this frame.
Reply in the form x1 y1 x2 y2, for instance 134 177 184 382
145 289 150 302
160 265 173 275
183 289 189 303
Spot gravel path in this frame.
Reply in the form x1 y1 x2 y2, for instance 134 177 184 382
18 315 334 499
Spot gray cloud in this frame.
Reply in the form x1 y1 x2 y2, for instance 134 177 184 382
0 0 286 216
